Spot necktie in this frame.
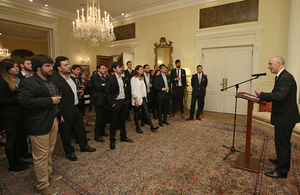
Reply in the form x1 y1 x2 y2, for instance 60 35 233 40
198 74 201 85
101 75 105 81
275 76 278 83
177 69 179 77
163 75 169 92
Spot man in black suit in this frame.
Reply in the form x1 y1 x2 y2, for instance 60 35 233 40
142 64 154 124
105 62 133 150
124 61 133 121
52 56 96 161
90 64 109 142
154 64 171 126
255 56 300 178
18 54 62 195
170 59 186 118
16 58 33 159
70 65 85 115
186 65 208 121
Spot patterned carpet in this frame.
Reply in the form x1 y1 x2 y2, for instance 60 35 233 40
0 115 300 194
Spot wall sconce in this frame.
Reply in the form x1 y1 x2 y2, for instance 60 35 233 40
80 55 89 64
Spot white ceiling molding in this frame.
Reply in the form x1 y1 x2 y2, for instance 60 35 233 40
0 34 48 42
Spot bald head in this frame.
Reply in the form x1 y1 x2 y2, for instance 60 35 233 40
268 56 285 74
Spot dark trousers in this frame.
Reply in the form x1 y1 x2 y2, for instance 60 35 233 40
4 118 23 167
157 96 170 121
20 125 30 156
274 124 295 174
189 93 205 118
142 93 152 122
59 106 87 155
94 104 108 139
134 98 155 129
172 87 184 114
110 99 128 142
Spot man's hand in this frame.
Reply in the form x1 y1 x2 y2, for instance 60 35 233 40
101 83 105 86
135 102 139 107
60 116 65 123
255 89 262 97
176 77 180 81
163 87 169 91
79 90 84 97
52 97 61 104
149 84 152 88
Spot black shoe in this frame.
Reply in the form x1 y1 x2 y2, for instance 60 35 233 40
150 126 159 132
0 141 5 147
86 123 91 126
101 132 109 137
20 160 33 166
185 117 193 121
136 128 143 134
265 170 287 178
86 130 91 133
80 146 96 152
9 165 29 172
120 137 133 142
181 114 185 118
141 122 145 127
94 137 105 142
66 153 78 161
21 152 33 159
269 158 278 165
159 120 163 126
144 121 150 125
163 120 169 125
170 113 175 117
153 112 157 119
110 142 115 150
196 117 201 121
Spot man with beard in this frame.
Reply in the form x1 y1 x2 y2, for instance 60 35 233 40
105 62 133 150
52 56 96 161
124 61 133 121
18 54 62 195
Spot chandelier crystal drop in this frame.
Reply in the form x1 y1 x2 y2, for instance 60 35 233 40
72 0 116 46
0 42 11 60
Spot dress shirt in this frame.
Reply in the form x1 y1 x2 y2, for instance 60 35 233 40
176 68 182 87
198 73 202 85
116 74 126 100
276 68 285 77
61 74 79 105
161 73 169 92
21 71 33 78
144 73 150 93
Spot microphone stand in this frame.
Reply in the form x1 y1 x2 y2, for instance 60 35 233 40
221 76 260 160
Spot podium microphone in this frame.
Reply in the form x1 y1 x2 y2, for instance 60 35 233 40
252 73 267 77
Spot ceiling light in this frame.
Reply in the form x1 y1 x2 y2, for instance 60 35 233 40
121 13 124 16
0 42 11 60
45 4 48 7
72 0 116 46
29 0 33 2
0 33 2 35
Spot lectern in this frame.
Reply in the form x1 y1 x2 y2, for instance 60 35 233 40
233 92 266 173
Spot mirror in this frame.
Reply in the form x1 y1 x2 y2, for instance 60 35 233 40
154 37 173 71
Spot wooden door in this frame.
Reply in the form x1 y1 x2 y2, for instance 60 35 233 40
96 55 113 71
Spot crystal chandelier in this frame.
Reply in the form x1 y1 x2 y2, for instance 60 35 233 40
72 0 116 46
0 42 10 60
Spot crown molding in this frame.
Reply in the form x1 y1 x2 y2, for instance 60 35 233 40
0 34 48 42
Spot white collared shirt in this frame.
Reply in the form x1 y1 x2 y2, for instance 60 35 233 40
61 74 78 105
277 68 285 77
116 74 126 100
21 71 33 78
176 68 182 87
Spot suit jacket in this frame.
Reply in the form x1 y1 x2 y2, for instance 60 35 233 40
260 69 300 126
170 68 186 89
191 73 208 97
124 69 133 97
18 74 58 135
90 73 106 106
153 74 171 100
105 74 128 107
0 78 22 120
51 74 80 120
143 73 154 95
16 72 26 80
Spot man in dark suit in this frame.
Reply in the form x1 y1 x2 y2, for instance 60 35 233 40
170 59 186 118
255 56 300 178
186 65 208 121
70 65 85 115
124 61 133 121
90 64 109 142
105 62 133 150
52 56 96 161
154 64 171 126
142 64 154 125
18 54 62 195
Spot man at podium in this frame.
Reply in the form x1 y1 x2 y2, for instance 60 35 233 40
255 56 300 179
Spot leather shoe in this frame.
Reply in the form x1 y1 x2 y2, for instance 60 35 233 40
185 117 193 121
20 160 33 166
181 114 185 118
196 117 201 121
86 130 91 133
94 137 105 142
101 132 109 137
136 128 143 134
150 126 159 132
9 165 29 172
141 122 145 127
269 158 278 165
159 120 163 126
21 152 33 159
80 146 96 152
66 153 78 161
120 137 133 142
110 142 115 150
265 170 287 178
163 121 169 125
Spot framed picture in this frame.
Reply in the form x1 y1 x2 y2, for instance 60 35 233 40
75 65 90 75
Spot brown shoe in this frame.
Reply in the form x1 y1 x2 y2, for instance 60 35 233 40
49 174 62 181
40 186 57 195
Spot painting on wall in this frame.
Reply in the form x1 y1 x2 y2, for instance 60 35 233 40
77 65 90 75
200 0 259 29
114 23 136 41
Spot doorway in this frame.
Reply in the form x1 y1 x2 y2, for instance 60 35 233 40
202 46 253 115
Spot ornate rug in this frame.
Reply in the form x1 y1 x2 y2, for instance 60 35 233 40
0 117 299 194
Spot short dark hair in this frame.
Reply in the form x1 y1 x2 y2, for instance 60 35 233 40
31 54 54 72
18 58 30 66
197 65 202 69
159 64 167 70
96 64 107 70
54 56 69 71
175 59 181 64
108 67 114 75
71 64 82 71
132 65 143 77
126 61 132 65
111 62 123 70
143 64 150 69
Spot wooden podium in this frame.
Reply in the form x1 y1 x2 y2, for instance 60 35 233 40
233 92 266 173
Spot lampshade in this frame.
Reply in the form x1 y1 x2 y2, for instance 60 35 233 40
182 67 191 76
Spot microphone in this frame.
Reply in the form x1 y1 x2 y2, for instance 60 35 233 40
252 73 266 77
